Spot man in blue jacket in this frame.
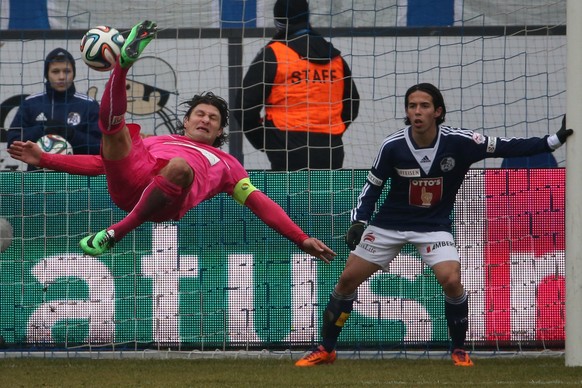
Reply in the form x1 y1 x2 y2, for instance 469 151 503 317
7 48 101 170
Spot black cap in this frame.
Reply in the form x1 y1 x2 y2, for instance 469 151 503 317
44 48 76 79
273 0 309 25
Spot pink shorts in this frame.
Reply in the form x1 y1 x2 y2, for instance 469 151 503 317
102 125 186 221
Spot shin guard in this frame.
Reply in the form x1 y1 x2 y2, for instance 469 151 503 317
320 290 356 352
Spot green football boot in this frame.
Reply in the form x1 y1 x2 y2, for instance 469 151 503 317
79 229 116 256
119 20 158 68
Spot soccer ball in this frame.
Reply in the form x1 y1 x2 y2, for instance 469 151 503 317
80 26 125 72
36 134 73 155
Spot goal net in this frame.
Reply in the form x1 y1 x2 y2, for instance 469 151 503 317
0 0 568 356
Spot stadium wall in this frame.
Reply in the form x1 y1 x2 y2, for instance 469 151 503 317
0 169 565 350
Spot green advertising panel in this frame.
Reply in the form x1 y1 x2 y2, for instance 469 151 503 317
0 171 446 350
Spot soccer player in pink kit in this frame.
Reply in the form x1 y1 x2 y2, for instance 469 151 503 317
8 20 336 264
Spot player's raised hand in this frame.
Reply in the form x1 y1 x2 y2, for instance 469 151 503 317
7 141 43 166
300 237 336 264
556 114 573 144
547 114 573 149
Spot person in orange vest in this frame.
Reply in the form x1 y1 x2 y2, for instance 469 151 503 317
234 0 360 171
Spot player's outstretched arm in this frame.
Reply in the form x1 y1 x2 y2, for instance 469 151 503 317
8 140 105 175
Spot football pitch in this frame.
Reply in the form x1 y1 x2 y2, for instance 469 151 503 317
1 356 581 387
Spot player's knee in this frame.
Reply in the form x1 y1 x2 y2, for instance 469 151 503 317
164 158 193 187
335 275 360 295
439 274 462 294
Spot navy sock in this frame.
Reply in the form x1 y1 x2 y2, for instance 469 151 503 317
444 291 469 350
320 290 356 352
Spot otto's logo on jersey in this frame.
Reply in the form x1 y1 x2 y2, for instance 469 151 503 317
409 178 443 207
426 240 456 253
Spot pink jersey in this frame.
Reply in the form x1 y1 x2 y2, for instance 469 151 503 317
104 124 249 220
38 124 310 246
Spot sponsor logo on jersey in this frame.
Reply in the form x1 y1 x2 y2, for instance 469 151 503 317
396 168 421 178
35 112 48 122
367 171 383 186
409 177 443 207
420 155 431 163
440 157 455 172
487 136 497 153
425 240 456 253
472 132 485 144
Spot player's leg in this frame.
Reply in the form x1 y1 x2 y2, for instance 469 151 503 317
80 158 192 256
79 53 137 255
295 253 378 367
296 226 405 367
431 260 472 366
80 21 162 256
295 227 404 367
98 20 158 159
107 158 191 238
420 230 472 368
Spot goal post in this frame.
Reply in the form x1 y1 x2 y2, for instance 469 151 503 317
565 0 582 367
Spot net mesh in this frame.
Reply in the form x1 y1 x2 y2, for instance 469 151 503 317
0 0 568 355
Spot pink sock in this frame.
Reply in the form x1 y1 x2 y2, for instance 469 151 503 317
108 175 183 241
99 63 130 135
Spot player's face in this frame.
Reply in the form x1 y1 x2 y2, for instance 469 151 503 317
183 103 223 145
47 62 74 92
406 90 443 137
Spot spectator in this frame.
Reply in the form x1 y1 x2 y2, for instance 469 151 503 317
234 0 360 171
7 48 101 170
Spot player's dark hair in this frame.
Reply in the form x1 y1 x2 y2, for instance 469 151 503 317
404 83 446 125
177 92 229 148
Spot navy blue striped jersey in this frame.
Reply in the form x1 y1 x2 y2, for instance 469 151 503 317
351 125 553 232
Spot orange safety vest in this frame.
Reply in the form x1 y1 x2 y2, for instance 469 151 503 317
265 41 347 135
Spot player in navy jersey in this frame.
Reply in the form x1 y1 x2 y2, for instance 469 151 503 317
295 83 572 367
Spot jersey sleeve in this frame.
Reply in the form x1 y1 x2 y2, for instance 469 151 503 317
38 153 105 176
465 130 552 162
351 142 391 223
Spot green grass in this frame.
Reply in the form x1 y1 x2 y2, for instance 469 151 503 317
1 357 582 387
